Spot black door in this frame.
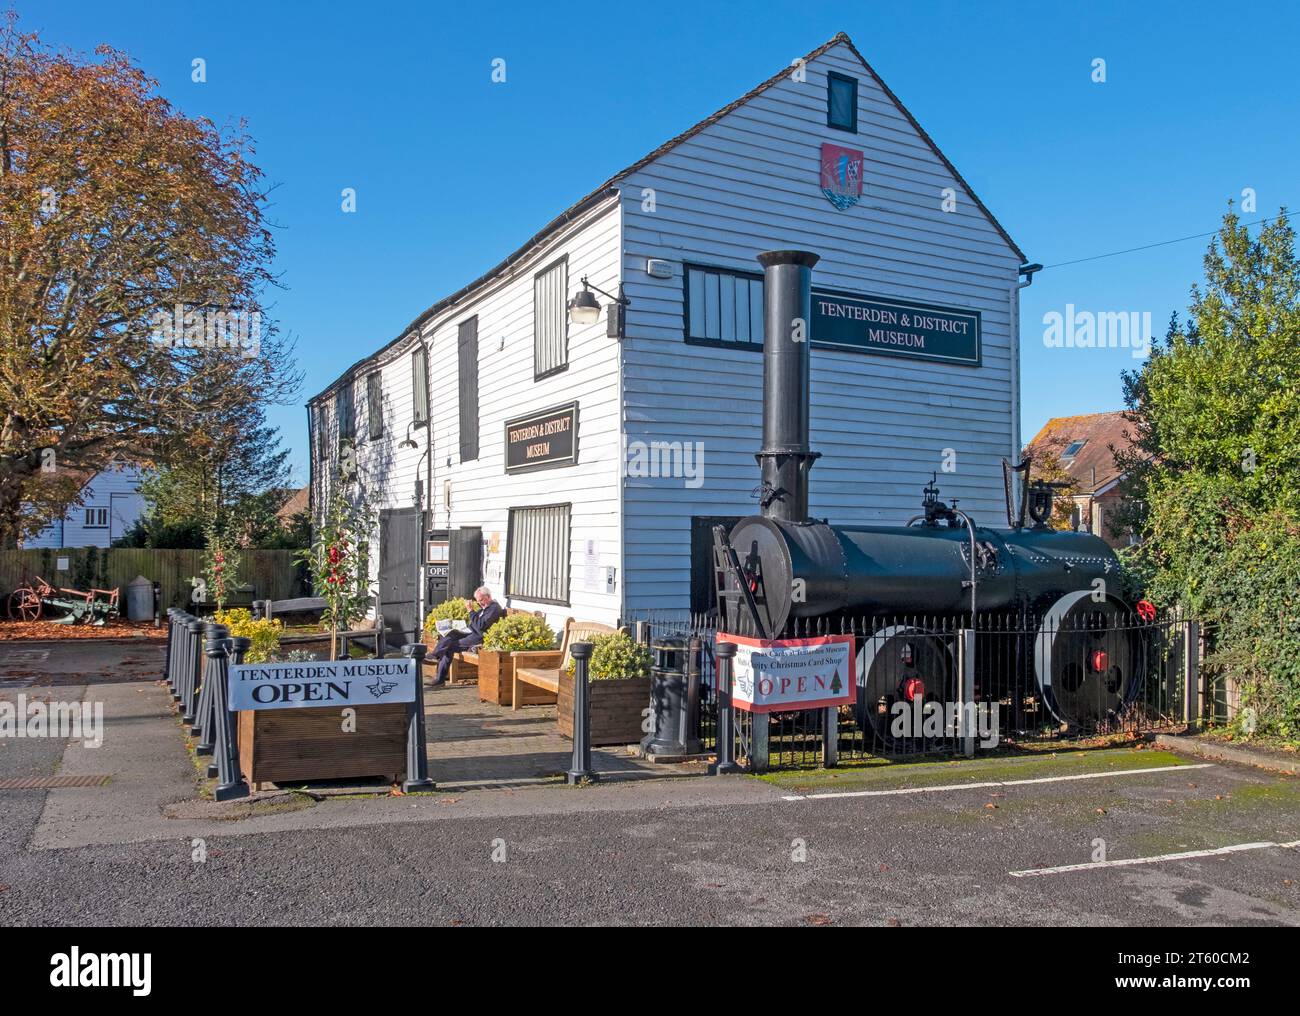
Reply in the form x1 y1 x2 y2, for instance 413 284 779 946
379 508 423 647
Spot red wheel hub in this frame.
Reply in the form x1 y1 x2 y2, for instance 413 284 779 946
1089 649 1109 673
902 677 925 702
1136 599 1156 622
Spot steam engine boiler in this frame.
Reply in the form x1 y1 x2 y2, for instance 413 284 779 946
711 250 1144 734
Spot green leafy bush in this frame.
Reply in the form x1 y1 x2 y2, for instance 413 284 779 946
422 597 480 635
482 613 555 653
566 631 651 681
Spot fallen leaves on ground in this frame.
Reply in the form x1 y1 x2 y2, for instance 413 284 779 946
805 913 833 926
0 618 165 641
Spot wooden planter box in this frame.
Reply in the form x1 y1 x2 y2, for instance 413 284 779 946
475 649 515 705
558 672 651 746
237 704 408 790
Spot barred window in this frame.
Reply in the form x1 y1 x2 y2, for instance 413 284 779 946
411 346 429 425
685 264 764 347
84 507 108 528
534 258 568 379
366 371 383 439
506 504 570 605
336 382 355 441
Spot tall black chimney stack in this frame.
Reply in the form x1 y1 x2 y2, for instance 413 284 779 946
755 249 820 523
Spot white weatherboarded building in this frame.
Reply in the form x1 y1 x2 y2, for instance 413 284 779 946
307 32 1029 638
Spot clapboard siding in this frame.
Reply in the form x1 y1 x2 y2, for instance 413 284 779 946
617 40 1023 611
22 463 146 549
425 200 623 628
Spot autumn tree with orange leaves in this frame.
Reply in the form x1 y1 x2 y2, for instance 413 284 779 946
0 13 299 546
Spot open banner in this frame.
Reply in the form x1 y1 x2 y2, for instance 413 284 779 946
718 633 855 714
228 658 417 712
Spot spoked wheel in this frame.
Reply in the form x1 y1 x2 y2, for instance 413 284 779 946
8 587 42 622
1034 591 1145 731
855 625 956 748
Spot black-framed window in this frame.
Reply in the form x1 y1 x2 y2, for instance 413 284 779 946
457 317 479 461
684 264 764 348
336 382 355 441
534 257 568 379
827 71 858 132
84 507 108 528
411 346 429 425
366 371 383 439
505 503 570 605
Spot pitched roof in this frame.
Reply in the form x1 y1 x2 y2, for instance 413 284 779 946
1027 412 1144 494
276 484 310 522
310 30 1025 405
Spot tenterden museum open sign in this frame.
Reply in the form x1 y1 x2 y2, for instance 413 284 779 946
228 659 417 711
811 289 981 366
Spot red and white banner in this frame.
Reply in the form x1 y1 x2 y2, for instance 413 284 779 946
718 633 855 714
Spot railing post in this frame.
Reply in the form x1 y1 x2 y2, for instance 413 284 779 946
823 706 838 768
169 611 190 701
207 635 248 801
1183 618 1201 732
957 627 975 757
207 635 249 779
194 622 227 747
709 640 742 775
566 641 597 785
163 608 176 684
181 619 205 725
401 643 435 792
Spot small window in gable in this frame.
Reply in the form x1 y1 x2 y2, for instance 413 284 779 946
827 71 858 133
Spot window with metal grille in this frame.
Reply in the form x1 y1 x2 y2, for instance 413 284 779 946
684 264 764 348
84 507 108 528
505 504 570 605
827 71 858 132
336 382 355 441
534 258 568 379
366 371 383 439
411 346 429 425
458 317 479 461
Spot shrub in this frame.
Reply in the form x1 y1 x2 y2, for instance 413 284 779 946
482 613 555 653
422 596 481 635
566 631 651 681
214 607 283 664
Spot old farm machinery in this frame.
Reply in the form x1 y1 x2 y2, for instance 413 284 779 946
7 575 120 625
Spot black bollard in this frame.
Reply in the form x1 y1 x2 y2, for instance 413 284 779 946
207 635 248 780
181 619 205 725
566 641 597 785
164 609 178 692
401 643 435 792
709 640 743 775
194 624 229 753
206 636 249 801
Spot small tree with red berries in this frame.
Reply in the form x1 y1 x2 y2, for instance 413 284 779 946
202 519 241 611
298 480 375 660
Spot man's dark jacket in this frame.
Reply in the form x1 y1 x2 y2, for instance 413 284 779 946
464 600 504 645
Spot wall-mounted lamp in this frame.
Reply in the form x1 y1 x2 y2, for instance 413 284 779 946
567 276 631 338
398 418 426 450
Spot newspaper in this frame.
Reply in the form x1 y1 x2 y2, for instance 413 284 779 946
435 619 473 636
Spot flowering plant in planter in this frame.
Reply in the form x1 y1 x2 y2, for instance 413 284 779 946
296 481 375 660
566 631 652 680
482 613 555 653
214 607 283 663
422 596 482 637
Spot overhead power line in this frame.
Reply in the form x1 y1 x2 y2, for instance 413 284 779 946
1042 213 1286 270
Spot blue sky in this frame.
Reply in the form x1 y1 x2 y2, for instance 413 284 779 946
31 1 1299 483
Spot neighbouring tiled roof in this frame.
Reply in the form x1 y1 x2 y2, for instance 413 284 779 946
275 485 310 522
1027 412 1144 494
309 30 1025 405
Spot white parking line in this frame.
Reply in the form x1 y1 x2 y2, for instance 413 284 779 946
780 763 1216 802
1010 839 1300 877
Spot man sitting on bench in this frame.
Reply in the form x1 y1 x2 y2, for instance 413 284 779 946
430 586 504 686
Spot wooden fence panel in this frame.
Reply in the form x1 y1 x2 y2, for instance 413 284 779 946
0 548 307 613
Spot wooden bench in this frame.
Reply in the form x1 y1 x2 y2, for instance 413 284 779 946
443 607 543 685
511 619 621 711
254 597 384 657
